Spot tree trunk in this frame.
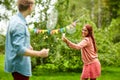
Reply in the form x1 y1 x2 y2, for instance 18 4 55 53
98 0 101 28
91 0 94 20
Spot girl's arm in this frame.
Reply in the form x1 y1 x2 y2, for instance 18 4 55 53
62 35 88 50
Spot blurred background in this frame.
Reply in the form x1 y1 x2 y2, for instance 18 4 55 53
0 0 120 80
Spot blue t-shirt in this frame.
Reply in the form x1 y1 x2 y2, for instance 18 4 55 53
5 12 32 76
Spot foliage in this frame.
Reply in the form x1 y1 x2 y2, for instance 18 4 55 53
0 0 16 21
0 55 119 80
0 35 5 54
0 0 120 73
107 0 120 18
108 18 120 43
94 19 120 67
31 1 99 72
30 0 120 72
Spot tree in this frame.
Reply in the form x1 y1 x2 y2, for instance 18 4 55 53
108 0 120 18
0 0 16 21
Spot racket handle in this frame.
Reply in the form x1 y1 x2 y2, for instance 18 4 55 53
62 33 66 37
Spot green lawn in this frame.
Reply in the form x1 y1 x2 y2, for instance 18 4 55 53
0 54 13 80
0 54 120 80
31 72 80 80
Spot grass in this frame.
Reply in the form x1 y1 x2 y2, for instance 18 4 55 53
0 54 13 80
31 72 80 80
0 54 120 80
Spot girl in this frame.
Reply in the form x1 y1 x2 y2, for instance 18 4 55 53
62 24 101 80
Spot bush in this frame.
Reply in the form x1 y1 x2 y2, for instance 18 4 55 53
95 18 120 67
0 35 5 54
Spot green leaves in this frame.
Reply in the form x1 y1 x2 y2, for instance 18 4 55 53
0 35 5 54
